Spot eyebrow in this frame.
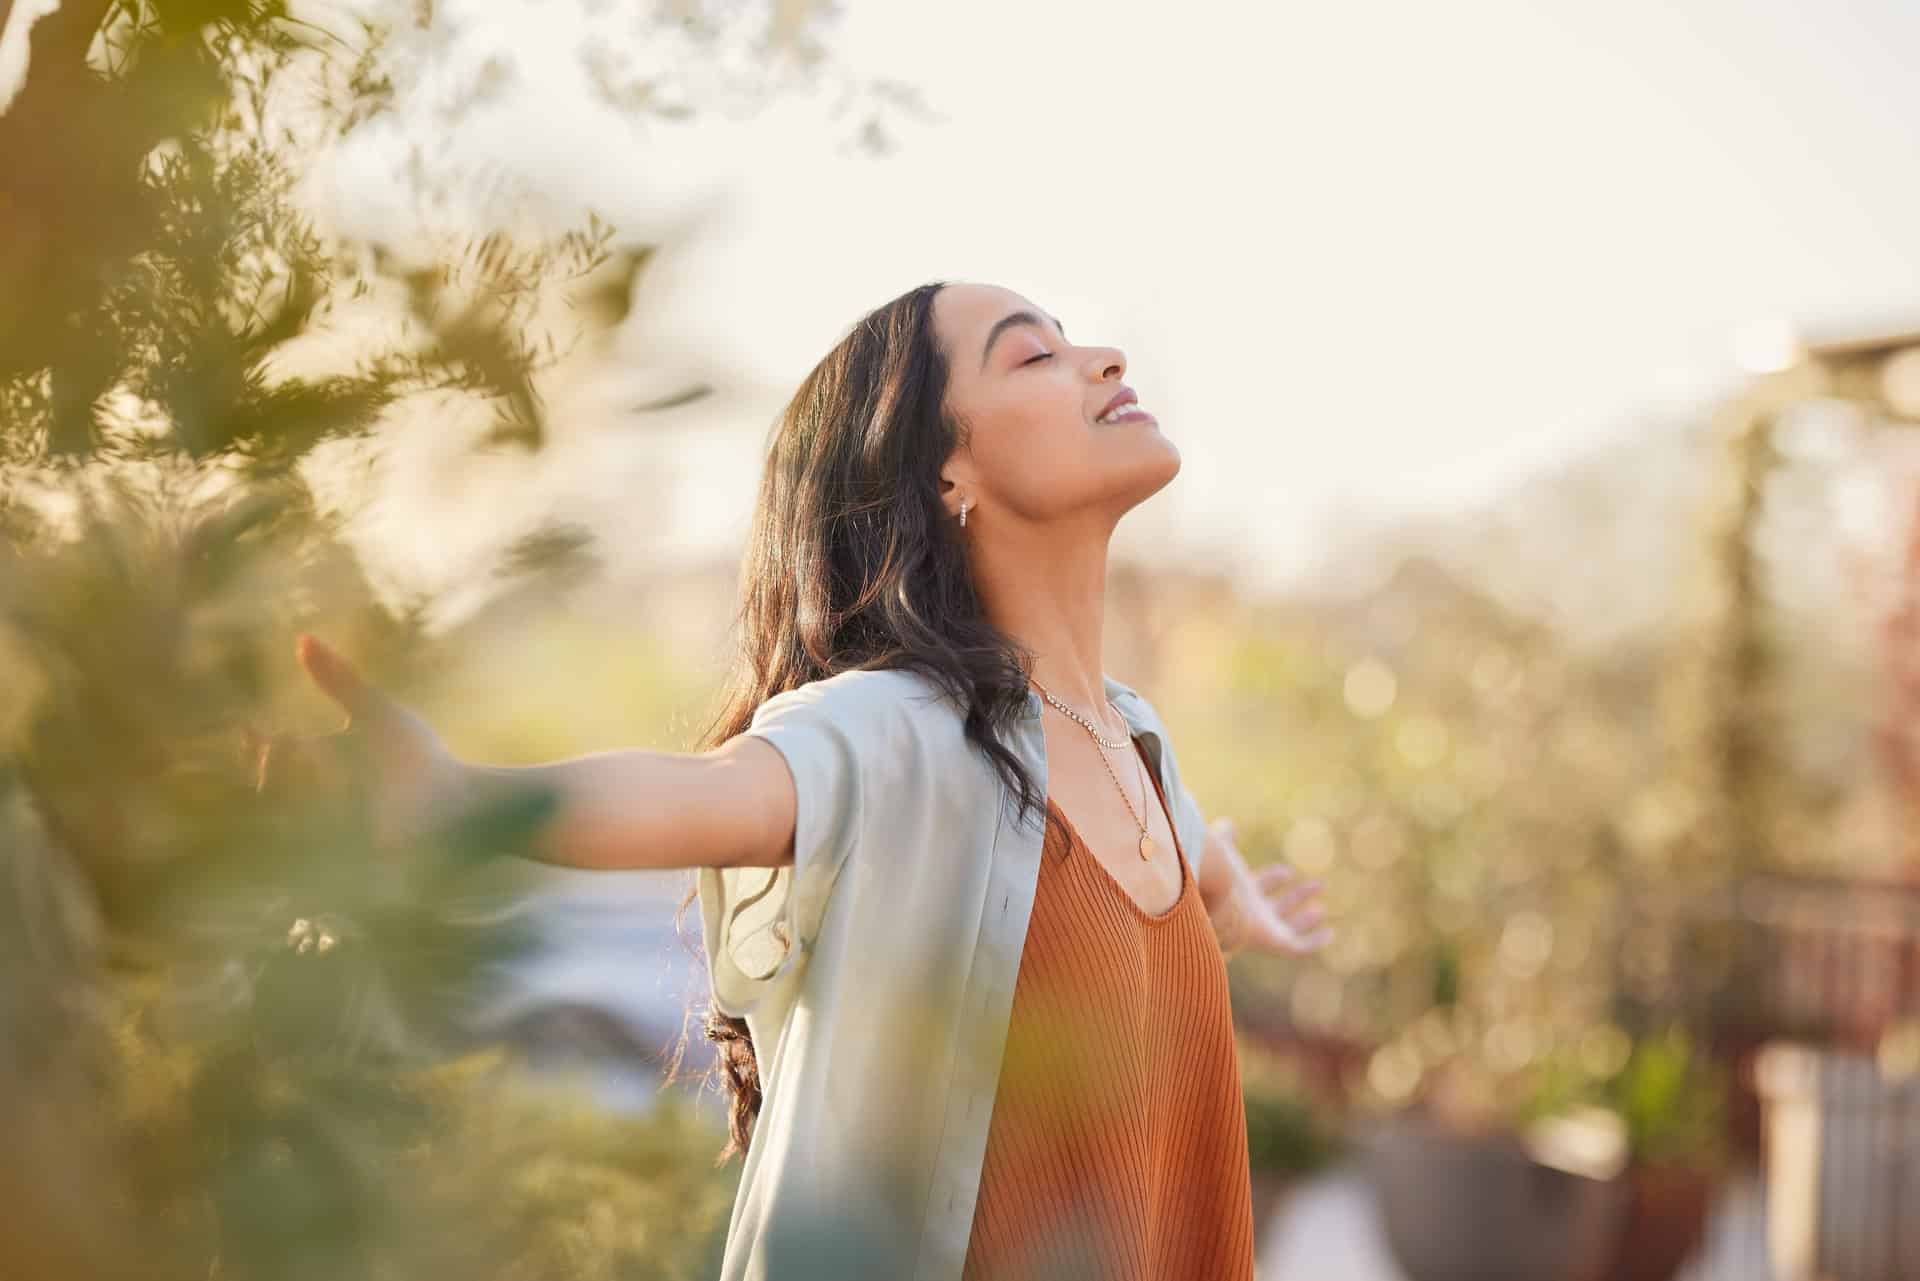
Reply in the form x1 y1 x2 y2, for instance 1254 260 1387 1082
980 309 1067 371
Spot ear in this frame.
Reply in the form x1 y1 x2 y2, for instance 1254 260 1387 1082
937 458 975 521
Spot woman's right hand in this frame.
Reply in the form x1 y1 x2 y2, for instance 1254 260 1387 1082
248 634 469 854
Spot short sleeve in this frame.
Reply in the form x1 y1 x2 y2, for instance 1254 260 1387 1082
696 669 909 1020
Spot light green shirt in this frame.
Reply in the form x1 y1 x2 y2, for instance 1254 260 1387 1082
697 666 1213 1280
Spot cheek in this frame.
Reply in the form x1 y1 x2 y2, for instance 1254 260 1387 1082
970 397 1099 506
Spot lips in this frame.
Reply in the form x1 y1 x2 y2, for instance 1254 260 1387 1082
1096 387 1137 422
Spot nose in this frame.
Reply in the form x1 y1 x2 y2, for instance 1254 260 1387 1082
1083 345 1126 381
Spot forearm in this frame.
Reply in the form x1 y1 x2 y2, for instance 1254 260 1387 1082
1196 824 1255 954
454 744 749 872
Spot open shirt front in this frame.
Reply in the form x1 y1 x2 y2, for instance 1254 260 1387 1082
697 667 1213 1281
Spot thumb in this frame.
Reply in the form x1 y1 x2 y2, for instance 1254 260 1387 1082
295 633 380 723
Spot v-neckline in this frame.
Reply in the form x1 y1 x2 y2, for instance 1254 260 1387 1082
1046 739 1191 923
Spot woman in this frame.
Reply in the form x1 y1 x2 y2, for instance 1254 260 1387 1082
276 280 1332 1281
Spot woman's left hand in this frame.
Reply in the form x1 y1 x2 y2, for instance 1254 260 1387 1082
1209 817 1332 959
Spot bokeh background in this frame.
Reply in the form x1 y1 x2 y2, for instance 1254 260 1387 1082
5 1 1920 1278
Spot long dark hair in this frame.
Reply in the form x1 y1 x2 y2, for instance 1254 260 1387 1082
664 280 1072 1164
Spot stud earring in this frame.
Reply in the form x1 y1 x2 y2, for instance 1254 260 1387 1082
959 498 969 527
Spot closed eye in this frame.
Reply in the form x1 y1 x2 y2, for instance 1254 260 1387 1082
1023 351 1053 366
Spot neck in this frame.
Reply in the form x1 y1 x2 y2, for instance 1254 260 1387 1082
967 520 1116 725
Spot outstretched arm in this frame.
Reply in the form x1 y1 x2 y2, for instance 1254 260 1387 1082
275 634 801 874
456 733 799 873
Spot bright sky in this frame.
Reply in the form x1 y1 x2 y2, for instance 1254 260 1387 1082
740 0 1920 591
11 0 1920 600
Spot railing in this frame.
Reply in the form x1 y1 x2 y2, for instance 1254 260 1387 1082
1687 872 1920 1281
1714 872 1920 1048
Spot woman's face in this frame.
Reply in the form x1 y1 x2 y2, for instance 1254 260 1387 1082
932 282 1179 533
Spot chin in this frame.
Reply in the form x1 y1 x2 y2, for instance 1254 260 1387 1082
1127 444 1181 501
1144 435 1181 482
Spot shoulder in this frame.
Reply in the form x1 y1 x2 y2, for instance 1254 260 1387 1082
754 664 948 710
749 665 962 740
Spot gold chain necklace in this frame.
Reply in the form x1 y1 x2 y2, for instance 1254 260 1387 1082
1031 676 1157 861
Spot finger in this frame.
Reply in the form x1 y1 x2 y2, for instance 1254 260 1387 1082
245 727 273 791
296 633 377 724
240 722 269 776
1284 903 1328 932
252 733 302 795
1254 862 1297 887
1267 880 1322 913
1289 925 1335 953
1246 914 1333 957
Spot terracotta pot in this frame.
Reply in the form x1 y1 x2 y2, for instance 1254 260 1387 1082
1362 1119 1629 1281
1594 1162 1714 1281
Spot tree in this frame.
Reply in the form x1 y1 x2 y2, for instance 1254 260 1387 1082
0 2 863 1276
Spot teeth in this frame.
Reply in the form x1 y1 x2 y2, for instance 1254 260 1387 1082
1098 402 1145 423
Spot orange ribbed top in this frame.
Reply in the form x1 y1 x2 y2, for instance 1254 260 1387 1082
961 740 1255 1281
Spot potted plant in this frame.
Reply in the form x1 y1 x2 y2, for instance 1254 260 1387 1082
1587 1028 1725 1281
1362 1024 1726 1281
1363 1059 1630 1281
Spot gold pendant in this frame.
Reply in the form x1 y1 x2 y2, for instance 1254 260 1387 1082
1138 832 1155 861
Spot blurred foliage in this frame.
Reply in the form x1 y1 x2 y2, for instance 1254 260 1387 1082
1138 346 1920 1170
1520 1027 1727 1170
0 0 852 1277
1603 1028 1726 1169
1165 559 1681 1106
1154 487 1892 1135
0 0 653 467
1244 1075 1336 1183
